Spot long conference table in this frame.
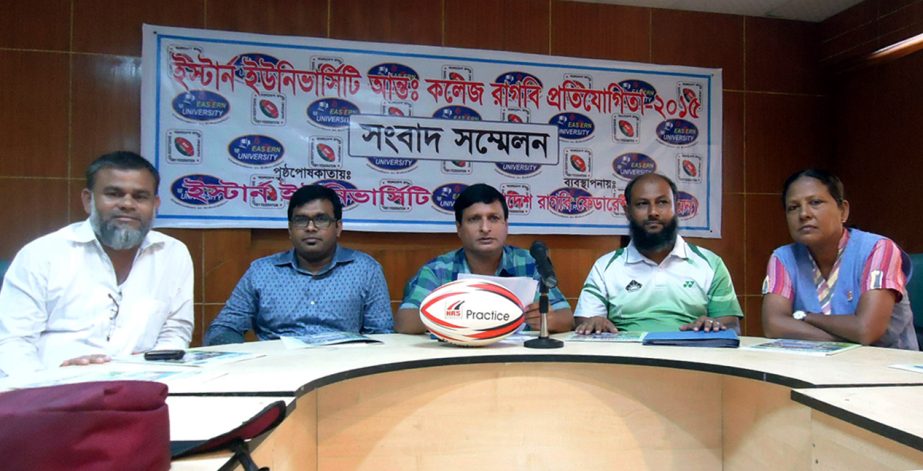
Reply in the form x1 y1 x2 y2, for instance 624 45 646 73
32 334 923 470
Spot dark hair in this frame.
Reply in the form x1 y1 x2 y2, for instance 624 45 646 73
85 151 160 191
624 173 677 206
288 184 343 221
781 169 845 208
453 183 509 223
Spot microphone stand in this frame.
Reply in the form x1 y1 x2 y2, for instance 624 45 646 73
524 279 564 349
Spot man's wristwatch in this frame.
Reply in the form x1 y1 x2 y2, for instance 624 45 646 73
793 310 807 321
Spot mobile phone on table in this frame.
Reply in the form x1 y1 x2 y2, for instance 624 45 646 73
144 349 185 361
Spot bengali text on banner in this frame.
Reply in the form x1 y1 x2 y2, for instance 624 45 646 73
141 24 722 236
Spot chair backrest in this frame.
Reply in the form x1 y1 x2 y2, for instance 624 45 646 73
0 381 170 471
906 254 923 347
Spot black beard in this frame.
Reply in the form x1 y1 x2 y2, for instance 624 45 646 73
628 216 679 253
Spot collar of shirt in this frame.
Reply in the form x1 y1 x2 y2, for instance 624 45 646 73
454 246 516 277
625 235 689 266
275 245 356 277
807 228 850 280
65 219 166 254
838 227 851 252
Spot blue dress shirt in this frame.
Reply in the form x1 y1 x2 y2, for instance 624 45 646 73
205 246 393 345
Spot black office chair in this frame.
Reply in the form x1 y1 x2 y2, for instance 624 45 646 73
907 253 923 349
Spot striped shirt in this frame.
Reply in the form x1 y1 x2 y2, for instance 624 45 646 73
762 229 906 301
400 246 569 311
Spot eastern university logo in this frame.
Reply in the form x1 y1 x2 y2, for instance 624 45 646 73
171 90 230 123
432 105 481 121
656 119 699 146
550 112 594 141
495 162 541 177
227 135 285 167
306 98 359 129
612 153 656 180
368 63 419 81
618 79 658 104
367 157 417 173
432 183 468 213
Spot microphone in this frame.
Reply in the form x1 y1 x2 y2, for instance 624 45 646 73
530 240 558 289
525 240 564 349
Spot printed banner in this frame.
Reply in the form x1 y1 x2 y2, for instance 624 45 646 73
141 25 723 236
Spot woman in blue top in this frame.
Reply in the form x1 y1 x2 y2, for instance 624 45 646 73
761 169 917 350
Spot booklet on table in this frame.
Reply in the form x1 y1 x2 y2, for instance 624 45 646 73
743 339 860 356
567 331 647 343
280 331 383 349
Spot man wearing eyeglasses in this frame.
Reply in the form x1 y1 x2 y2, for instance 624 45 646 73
0 151 193 376
204 185 393 345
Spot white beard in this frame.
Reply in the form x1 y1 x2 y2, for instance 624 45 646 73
88 196 149 250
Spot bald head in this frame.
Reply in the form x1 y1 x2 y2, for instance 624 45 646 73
624 173 677 207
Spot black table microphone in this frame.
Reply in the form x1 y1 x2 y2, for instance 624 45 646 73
525 241 564 349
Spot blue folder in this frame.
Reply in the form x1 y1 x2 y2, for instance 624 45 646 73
641 329 739 348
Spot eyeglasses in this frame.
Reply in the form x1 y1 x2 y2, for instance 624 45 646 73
290 214 336 229
107 292 121 341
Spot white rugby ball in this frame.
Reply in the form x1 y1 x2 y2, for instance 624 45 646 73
419 279 525 347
